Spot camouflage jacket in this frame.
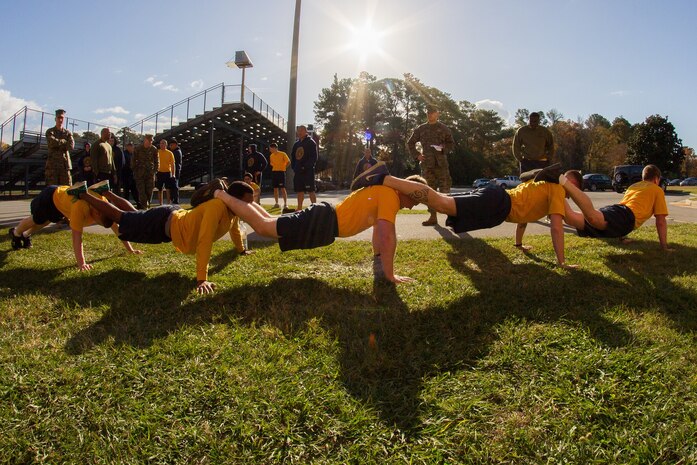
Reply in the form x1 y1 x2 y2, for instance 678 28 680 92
132 144 159 178
406 121 455 167
45 126 74 169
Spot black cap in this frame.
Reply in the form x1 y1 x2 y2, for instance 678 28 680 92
169 138 178 145
55 109 66 117
426 105 439 114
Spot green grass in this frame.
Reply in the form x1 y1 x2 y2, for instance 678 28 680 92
1 225 697 463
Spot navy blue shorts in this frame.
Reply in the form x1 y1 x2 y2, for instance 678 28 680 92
293 172 316 193
445 185 512 233
272 171 286 188
30 186 65 224
155 172 172 190
577 204 635 239
276 202 338 252
117 205 179 244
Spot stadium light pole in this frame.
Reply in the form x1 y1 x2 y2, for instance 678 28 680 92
227 51 254 176
286 0 301 156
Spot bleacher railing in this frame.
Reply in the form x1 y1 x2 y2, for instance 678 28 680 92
128 82 287 136
1 106 112 157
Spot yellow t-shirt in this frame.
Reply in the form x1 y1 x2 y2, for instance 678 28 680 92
169 199 237 281
270 151 290 171
620 181 669 229
335 185 400 237
157 149 175 174
52 186 103 232
506 181 566 223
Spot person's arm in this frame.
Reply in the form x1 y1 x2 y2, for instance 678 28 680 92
169 152 175 176
514 223 531 250
90 145 101 177
374 219 413 283
228 216 252 254
545 129 555 159
45 128 60 151
110 223 143 254
194 208 224 293
655 214 673 251
442 126 455 154
406 127 422 160
71 229 92 271
512 129 522 161
550 213 578 268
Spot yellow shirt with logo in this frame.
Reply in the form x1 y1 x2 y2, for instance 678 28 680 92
169 199 242 281
157 149 175 174
620 181 669 229
52 186 104 232
335 185 400 237
270 151 290 171
506 181 566 223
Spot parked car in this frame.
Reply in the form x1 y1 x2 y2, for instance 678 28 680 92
472 178 491 188
314 178 337 192
582 173 612 191
679 177 697 186
491 175 521 189
668 178 683 186
612 164 668 193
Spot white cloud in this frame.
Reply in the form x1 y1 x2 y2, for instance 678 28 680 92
134 113 147 120
97 116 129 126
94 106 130 115
610 90 628 97
145 75 178 92
261 77 268 81
190 79 204 90
0 78 43 121
475 99 511 124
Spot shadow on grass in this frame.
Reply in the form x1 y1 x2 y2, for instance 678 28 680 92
2 236 697 433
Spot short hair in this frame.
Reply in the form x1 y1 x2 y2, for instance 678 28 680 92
405 174 428 185
248 144 257 151
243 172 253 179
84 142 91 149
269 143 278 148
642 164 661 181
529 112 540 119
426 105 439 114
126 142 134 147
55 109 65 117
565 170 582 188
144 134 154 140
159 139 167 145
226 180 254 199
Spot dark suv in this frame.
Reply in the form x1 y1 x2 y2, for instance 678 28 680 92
611 165 667 193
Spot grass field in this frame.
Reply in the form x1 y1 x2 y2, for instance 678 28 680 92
1 224 696 463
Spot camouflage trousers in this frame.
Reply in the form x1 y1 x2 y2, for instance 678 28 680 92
45 160 72 186
135 175 155 209
421 163 451 215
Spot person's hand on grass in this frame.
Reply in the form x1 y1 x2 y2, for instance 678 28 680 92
390 275 415 284
196 280 216 294
78 263 93 271
240 249 254 256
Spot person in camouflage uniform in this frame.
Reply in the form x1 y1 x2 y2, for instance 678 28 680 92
45 109 74 186
132 134 159 209
406 105 455 226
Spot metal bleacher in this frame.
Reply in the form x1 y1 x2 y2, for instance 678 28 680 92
0 82 288 197
127 82 287 187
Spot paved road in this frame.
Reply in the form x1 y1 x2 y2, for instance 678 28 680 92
1 187 695 243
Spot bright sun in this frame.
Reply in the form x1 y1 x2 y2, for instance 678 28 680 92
349 24 383 59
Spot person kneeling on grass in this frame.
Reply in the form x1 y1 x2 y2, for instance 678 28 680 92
559 165 672 251
350 162 578 269
194 175 426 283
9 183 141 270
75 179 255 294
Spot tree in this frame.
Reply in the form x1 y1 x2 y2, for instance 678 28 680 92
585 113 611 131
627 114 684 175
546 108 564 126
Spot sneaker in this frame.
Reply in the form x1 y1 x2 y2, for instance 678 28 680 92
21 235 32 249
533 163 563 184
422 217 438 226
350 161 389 191
88 180 110 195
66 181 87 201
272 203 280 209
9 228 23 250
190 178 229 207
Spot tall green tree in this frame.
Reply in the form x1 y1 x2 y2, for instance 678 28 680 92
627 114 684 175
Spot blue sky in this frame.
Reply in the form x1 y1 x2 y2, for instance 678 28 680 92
2 0 696 149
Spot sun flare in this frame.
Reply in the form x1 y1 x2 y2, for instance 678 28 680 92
349 24 383 59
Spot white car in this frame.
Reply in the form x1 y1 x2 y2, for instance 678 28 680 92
491 175 522 189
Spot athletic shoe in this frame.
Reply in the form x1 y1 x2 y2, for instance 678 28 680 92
422 217 438 226
272 203 280 209
533 163 563 184
350 161 389 191
21 235 32 249
88 180 110 195
190 178 228 207
9 228 23 250
66 181 87 201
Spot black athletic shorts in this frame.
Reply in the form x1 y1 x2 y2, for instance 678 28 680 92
577 204 635 239
276 201 338 252
155 172 172 190
293 172 316 193
272 171 286 188
30 185 65 224
117 205 179 244
445 185 512 233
